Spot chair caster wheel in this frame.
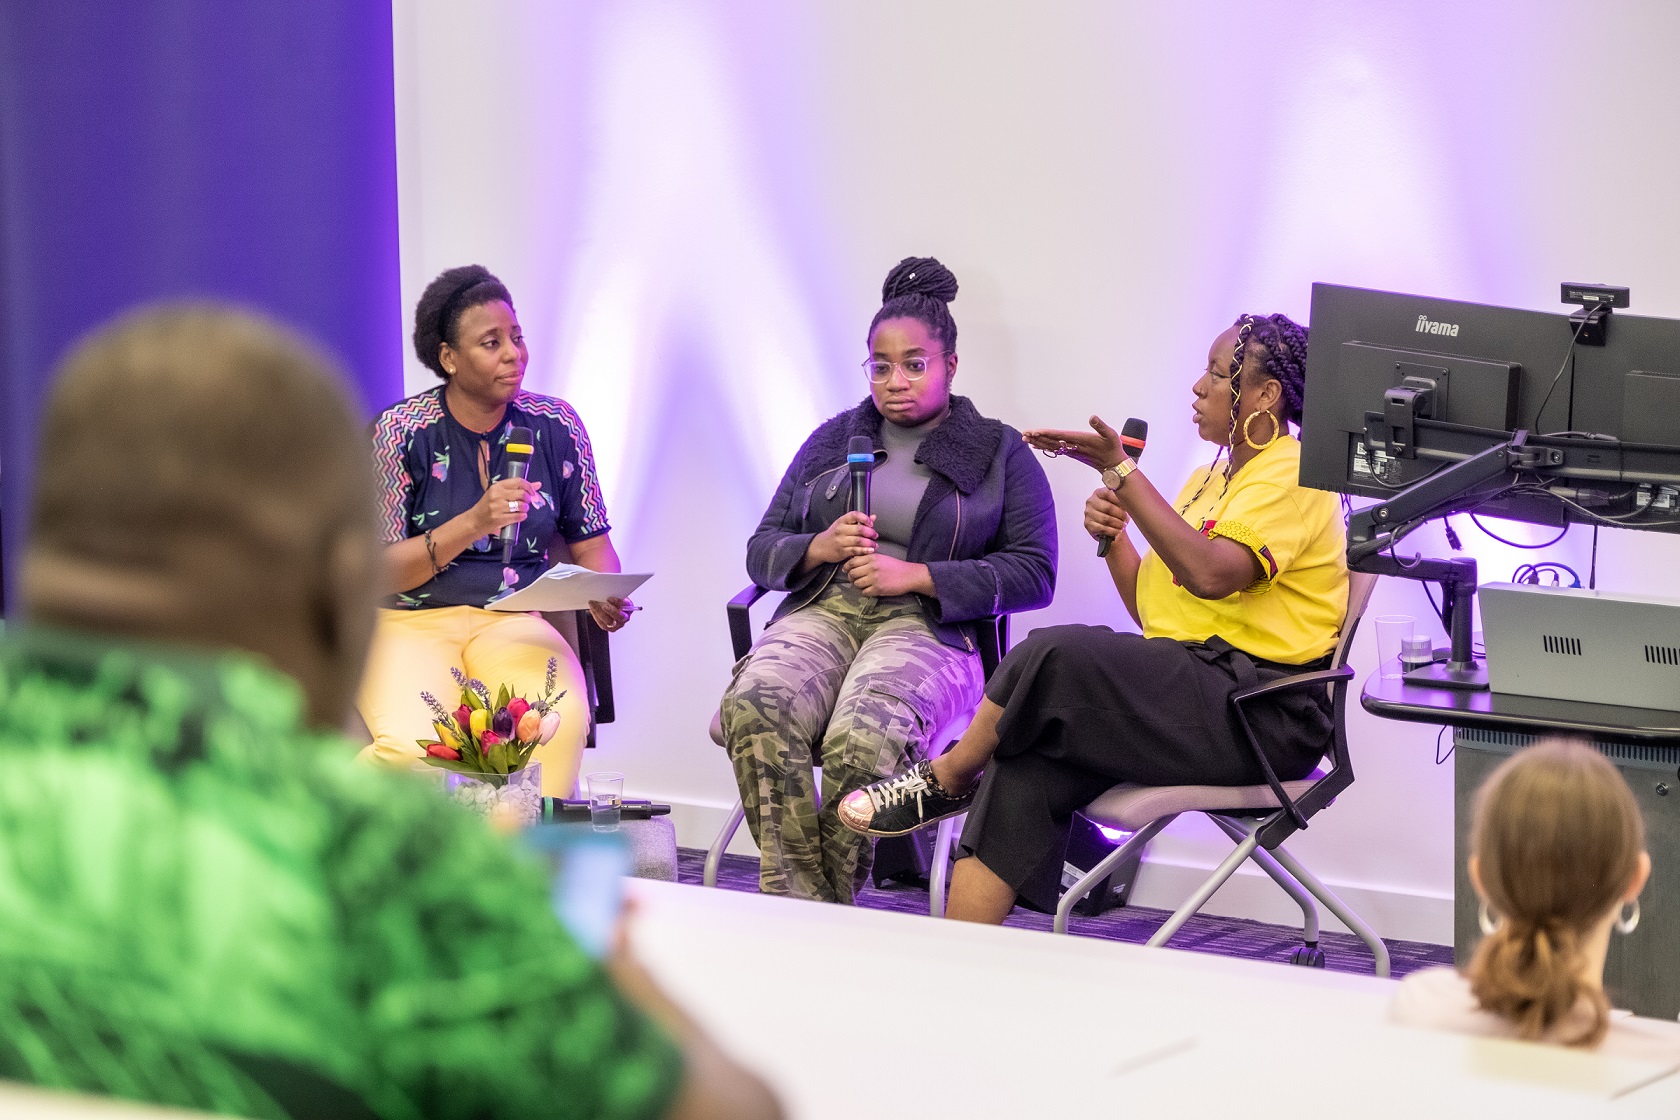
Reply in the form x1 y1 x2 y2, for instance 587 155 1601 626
1289 945 1325 968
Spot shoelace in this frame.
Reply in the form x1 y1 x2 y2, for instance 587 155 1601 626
865 767 930 815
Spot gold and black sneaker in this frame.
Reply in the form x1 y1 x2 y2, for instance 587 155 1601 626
837 760 974 837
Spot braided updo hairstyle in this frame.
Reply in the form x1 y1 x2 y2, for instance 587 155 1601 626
1226 312 1309 433
1179 311 1311 513
1467 739 1645 1048
867 256 959 354
412 264 515 380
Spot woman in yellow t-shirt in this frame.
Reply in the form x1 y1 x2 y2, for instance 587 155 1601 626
840 313 1348 923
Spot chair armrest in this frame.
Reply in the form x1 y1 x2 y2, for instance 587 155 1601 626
723 589 1010 676
1230 665 1354 705
1228 666 1355 834
555 610 615 746
727 583 772 662
976 613 1010 681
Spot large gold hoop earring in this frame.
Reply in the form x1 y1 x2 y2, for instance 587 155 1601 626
1242 410 1280 451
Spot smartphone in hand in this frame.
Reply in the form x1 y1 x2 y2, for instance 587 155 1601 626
521 826 632 959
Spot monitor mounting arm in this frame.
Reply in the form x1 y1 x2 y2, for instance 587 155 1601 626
1346 431 1558 690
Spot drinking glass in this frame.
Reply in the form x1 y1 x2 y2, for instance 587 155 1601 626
1374 615 1416 680
586 771 624 832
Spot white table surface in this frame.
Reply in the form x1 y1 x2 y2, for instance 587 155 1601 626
626 878 1680 1119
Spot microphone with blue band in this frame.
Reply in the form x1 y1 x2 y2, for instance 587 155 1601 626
847 435 876 516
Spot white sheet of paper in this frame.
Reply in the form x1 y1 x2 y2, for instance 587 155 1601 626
486 564 652 613
1458 1033 1680 1099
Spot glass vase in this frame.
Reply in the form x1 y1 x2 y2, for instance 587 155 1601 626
444 762 543 828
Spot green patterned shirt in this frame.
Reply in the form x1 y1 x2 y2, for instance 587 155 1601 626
0 628 682 1120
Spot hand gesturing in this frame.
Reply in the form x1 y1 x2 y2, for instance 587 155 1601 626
1022 415 1124 472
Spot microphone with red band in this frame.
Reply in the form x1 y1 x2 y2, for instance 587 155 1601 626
1117 418 1148 462
500 426 535 565
1095 417 1149 558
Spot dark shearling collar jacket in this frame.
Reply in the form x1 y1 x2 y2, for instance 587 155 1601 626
745 395 1057 652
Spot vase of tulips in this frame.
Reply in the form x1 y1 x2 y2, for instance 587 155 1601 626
417 661 565 827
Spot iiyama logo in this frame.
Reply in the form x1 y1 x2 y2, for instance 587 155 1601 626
1415 314 1460 337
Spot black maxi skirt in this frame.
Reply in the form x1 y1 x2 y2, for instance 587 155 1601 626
957 623 1334 912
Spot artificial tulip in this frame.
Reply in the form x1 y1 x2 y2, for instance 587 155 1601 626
469 708 489 737
433 721 460 748
507 697 530 723
424 743 461 761
455 704 472 730
492 707 514 737
516 709 542 742
538 711 562 745
481 730 504 749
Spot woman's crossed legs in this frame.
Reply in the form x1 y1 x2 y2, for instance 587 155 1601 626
843 625 1313 923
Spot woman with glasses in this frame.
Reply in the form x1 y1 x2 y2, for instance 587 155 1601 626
719 257 1057 904
841 314 1348 927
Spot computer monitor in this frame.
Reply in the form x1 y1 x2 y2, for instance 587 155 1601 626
1298 282 1680 689
1300 282 1680 536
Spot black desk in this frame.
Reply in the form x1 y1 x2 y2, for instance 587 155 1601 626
1362 668 1680 1018
1362 671 1680 743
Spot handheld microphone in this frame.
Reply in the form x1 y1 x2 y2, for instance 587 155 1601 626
847 436 875 516
1096 418 1149 558
500 426 535 565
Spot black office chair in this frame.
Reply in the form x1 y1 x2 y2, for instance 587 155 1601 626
704 581 1007 913
1042 571 1390 975
540 538 616 751
541 608 614 750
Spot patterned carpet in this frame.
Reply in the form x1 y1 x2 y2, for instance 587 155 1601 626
677 848 1453 979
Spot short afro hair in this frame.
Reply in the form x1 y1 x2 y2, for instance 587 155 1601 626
412 264 515 379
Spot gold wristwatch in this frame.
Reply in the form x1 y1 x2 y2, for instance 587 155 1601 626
1101 456 1138 492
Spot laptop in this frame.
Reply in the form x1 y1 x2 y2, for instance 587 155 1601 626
1479 582 1680 714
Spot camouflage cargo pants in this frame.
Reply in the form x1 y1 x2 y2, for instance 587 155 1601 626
720 580 983 903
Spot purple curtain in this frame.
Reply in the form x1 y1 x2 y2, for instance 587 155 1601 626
0 2 404 613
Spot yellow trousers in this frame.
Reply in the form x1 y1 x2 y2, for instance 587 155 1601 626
356 606 590 797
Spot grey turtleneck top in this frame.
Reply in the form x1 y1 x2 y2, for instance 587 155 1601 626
869 413 942 561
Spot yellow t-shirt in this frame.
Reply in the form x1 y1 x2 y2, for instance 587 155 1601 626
1135 435 1348 665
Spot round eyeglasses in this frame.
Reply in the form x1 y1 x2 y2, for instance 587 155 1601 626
862 351 947 384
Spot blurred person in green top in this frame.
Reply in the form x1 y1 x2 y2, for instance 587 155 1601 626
0 306 780 1120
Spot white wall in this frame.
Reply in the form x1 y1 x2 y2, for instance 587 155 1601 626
392 0 1680 943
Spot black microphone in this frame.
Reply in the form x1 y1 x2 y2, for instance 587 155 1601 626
847 436 875 516
500 426 535 565
1096 418 1149 558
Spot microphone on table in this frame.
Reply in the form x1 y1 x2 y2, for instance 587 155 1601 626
500 426 535 565
1095 418 1149 558
847 435 876 516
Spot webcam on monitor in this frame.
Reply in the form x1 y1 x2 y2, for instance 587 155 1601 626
1560 282 1630 309
1561 282 1630 345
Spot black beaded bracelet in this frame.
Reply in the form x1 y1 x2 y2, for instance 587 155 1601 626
423 529 442 576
